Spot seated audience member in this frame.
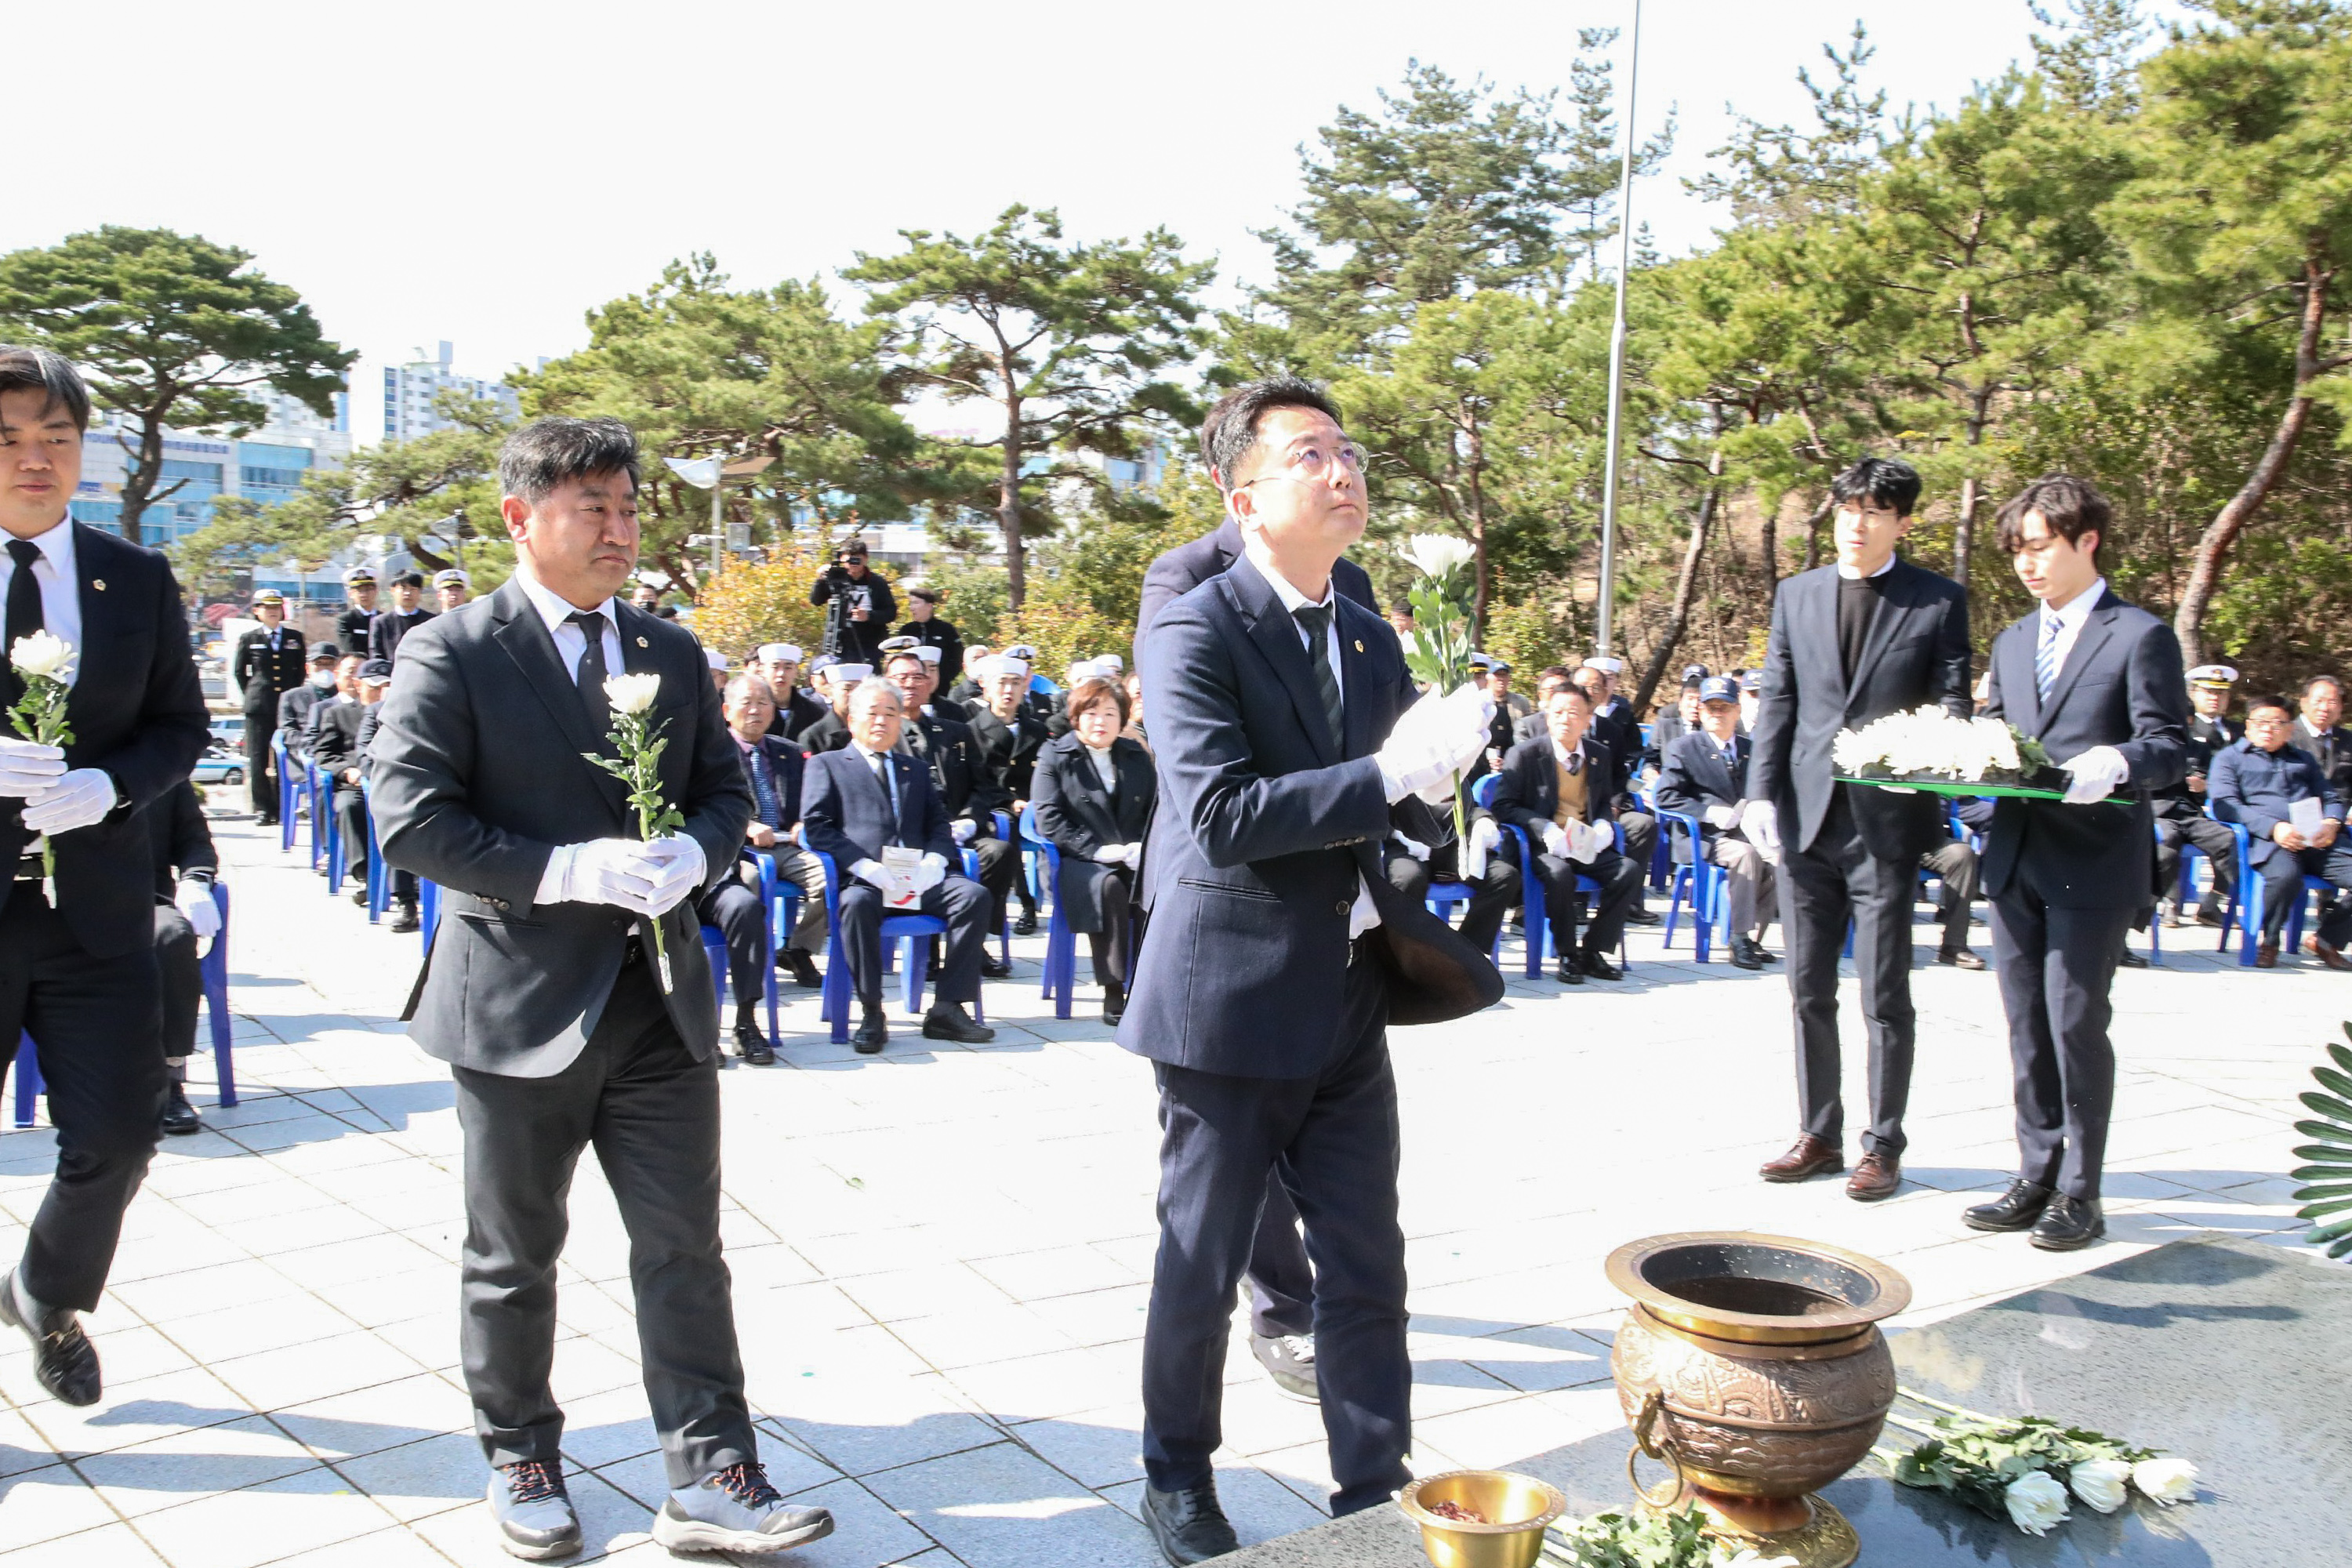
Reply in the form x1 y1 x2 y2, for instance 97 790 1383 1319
1513 666 1576 745
799 682 996 1051
705 646 730 692
1649 673 1707 758
1922 830 1984 970
1381 790 1519 960
882 648 1015 978
434 567 471 611
1030 676 1156 1023
276 641 343 764
797 658 866 753
147 781 220 1136
1122 669 1147 746
948 643 990 706
1568 659 1659 924
2210 694 2352 969
756 643 828 742
968 655 1049 935
2294 674 2352 800
349 661 421 931
706 674 831 1021
1656 675 1777 969
2156 663 2243 927
1494 684 1645 984
1738 669 1761 734
304 653 362 760
630 579 662 610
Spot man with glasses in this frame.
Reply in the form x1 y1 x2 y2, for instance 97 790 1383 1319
2211 695 2352 970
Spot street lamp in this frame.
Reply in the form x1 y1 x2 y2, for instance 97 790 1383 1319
666 452 775 580
1593 0 1645 658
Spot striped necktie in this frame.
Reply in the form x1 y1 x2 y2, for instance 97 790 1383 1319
2034 612 2062 702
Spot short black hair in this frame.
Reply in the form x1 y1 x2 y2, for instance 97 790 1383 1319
0 344 90 431
2249 694 2296 720
1680 677 1703 693
390 570 425 588
1203 376 1343 489
1548 683 1593 709
499 416 641 505
1830 456 1922 518
1994 474 2112 559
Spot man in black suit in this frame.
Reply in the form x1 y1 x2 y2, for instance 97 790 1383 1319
969 653 1050 934
799 681 996 1053
275 641 342 766
1131 387 1383 1414
2154 662 2243 927
795 657 862 754
2209 696 2352 969
0 346 209 1408
146 780 219 1136
2292 675 2352 798
368 570 435 665
881 647 1015 976
1493 684 1646 983
1747 456 1971 1202
754 642 829 742
1126 378 1497 1561
1566 658 1659 923
335 566 379 655
1656 675 1776 968
312 657 380 905
371 417 830 1559
1961 477 2187 1250
1649 668 1709 759
233 589 307 824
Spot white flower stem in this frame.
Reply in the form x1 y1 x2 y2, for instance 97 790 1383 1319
1896 1389 2003 1425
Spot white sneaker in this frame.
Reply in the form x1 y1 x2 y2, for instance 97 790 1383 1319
651 1461 834 1555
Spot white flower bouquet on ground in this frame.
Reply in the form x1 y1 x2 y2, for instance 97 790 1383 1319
1832 704 2064 797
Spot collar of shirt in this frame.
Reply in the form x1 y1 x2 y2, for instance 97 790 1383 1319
850 740 891 767
513 564 624 684
1834 554 1897 582
1551 739 1585 773
1240 530 1345 702
512 566 615 639
2 517 82 673
2040 575 2106 637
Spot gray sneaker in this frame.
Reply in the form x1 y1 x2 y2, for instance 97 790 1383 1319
488 1461 580 1560
1250 1330 1319 1403
651 1461 835 1555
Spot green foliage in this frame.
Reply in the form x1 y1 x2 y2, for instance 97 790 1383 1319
1541 1504 1717 1567
689 543 832 660
2294 1029 2352 1258
0 226 353 540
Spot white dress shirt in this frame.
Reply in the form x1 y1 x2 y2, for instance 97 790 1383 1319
2037 575 2107 682
512 566 624 685
0 517 82 685
1834 554 1897 583
1240 532 1380 938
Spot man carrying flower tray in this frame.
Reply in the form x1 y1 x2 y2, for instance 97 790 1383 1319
370 417 834 1559
0 347 210 1412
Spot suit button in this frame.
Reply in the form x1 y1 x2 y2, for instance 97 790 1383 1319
1334 899 1349 916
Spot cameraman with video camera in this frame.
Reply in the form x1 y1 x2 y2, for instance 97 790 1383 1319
809 538 895 666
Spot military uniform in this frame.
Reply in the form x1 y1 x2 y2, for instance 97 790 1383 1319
234 619 307 822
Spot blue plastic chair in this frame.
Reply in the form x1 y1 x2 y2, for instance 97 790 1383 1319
809 849 982 1041
1021 807 1082 1019
419 879 441 949
1497 817 1630 978
307 762 333 873
1659 811 1728 963
271 734 305 852
11 882 236 1128
2222 820 2335 966
361 780 390 922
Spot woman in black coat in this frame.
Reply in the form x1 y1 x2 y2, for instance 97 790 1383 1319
1030 675 1156 1023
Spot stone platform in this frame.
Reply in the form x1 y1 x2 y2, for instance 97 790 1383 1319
1228 1233 2350 1566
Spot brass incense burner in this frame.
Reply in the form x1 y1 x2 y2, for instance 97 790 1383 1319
1605 1232 1912 1568
1397 1470 1566 1568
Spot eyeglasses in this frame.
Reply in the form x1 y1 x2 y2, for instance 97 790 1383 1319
1236 441 1367 488
2249 717 2293 730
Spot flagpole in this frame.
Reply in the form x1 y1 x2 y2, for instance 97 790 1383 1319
1593 0 1643 656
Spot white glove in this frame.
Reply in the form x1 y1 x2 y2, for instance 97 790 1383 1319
913 851 948 894
1092 843 1131 865
1702 804 1739 831
20 768 114 834
1465 816 1500 880
1119 841 1144 869
1392 833 1431 863
1377 683 1494 800
558 838 682 917
176 877 223 943
637 835 706 916
2059 746 2130 804
851 858 896 891
952 817 978 845
0 736 65 799
1738 799 1781 855
1541 824 1571 860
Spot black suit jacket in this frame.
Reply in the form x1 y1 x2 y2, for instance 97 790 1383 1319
1126 555 1498 1075
1747 557 1972 862
2292 719 2352 800
897 617 964 685
310 695 366 781
1492 735 1620 841
0 524 209 956
903 710 1006 832
336 603 376 655
1032 732 1156 930
768 688 829 743
1135 517 1377 673
234 625 306 715
277 681 328 759
370 580 752 1076
969 703 1048 804
798 710 851 753
800 745 956 869
1656 730 1753 862
1975 589 2187 909
145 779 218 899
368 606 437 666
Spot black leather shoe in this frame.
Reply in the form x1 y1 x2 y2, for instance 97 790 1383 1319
2030 1194 2105 1250
1553 957 1585 985
1142 1481 1240 1566
1937 946 1987 971
160 1083 202 1137
389 901 419 934
1963 1178 2054 1233
1103 992 1126 1026
1730 937 1763 971
1578 948 1624 982
2194 902 2226 929
782 949 822 988
0 1270 101 1407
922 1003 996 1044
1013 912 1039 936
853 1008 888 1054
350 887 369 907
980 953 1014 980
488 1459 581 1560
1624 906 1661 926
732 1022 774 1065
2117 948 2147 969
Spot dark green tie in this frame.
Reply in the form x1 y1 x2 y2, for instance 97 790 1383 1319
1293 604 1343 752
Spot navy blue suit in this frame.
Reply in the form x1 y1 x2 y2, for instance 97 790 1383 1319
799 744 989 1007
2209 737 2352 947
1127 553 1497 1516
1977 588 2187 1201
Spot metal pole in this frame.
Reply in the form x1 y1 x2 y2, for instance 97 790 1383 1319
710 460 724 583
1593 0 1643 656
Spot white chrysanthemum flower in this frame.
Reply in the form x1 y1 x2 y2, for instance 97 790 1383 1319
2004 1471 2070 1535
2132 1457 2198 1505
9 630 74 681
2068 1458 2131 1514
1399 535 1475 579
604 672 662 717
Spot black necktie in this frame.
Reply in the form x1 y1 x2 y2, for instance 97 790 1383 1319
1293 604 1343 751
4 539 44 710
871 752 902 844
568 611 608 728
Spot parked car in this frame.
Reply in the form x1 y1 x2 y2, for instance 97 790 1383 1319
209 714 246 755
193 754 246 786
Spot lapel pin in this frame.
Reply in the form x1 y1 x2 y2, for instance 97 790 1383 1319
93 579 106 591
635 636 648 648
1354 639 1363 652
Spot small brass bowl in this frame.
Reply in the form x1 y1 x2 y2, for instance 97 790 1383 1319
1397 1470 1566 1568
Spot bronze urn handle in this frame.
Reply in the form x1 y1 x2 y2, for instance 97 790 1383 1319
1627 1389 1690 1508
